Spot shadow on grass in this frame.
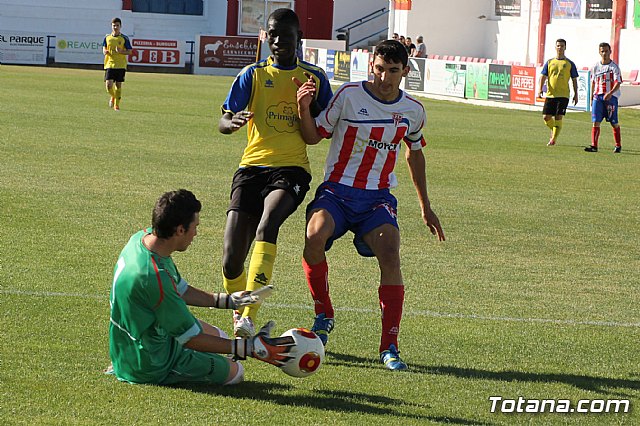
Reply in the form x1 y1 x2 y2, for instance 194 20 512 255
176 378 491 425
327 351 640 397
418 365 640 397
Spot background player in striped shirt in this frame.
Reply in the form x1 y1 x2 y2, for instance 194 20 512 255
584 42 623 153
538 39 578 146
218 8 332 338
108 189 295 385
102 17 132 111
295 40 445 371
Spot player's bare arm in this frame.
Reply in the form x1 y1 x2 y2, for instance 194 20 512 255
572 77 578 105
185 320 296 367
218 110 254 134
293 72 323 117
181 284 274 308
115 46 131 55
538 75 547 97
294 76 322 145
605 81 620 101
184 332 235 354
405 148 445 241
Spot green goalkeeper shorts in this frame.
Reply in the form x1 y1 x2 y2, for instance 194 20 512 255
160 348 231 385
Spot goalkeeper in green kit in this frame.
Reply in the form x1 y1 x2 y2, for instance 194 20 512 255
107 189 294 385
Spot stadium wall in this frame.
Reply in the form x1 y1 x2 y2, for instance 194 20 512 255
403 0 493 60
0 0 227 42
396 0 640 72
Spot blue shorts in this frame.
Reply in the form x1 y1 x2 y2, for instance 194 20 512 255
591 94 619 125
306 181 398 257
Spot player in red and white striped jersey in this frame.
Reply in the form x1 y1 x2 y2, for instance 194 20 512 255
314 79 427 190
585 42 623 153
295 40 445 371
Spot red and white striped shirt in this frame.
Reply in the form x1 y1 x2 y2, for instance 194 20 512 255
591 60 622 98
315 81 427 190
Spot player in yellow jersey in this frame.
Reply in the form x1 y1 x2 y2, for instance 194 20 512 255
218 8 332 337
538 39 578 146
103 17 132 111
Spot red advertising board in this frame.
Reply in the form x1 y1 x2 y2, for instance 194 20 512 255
510 65 536 105
198 35 258 69
129 39 185 67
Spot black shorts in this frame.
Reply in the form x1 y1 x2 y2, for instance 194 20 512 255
542 97 569 116
104 68 126 82
228 166 311 216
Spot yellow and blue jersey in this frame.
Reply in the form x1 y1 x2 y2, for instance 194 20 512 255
221 56 333 173
103 33 132 69
541 57 578 98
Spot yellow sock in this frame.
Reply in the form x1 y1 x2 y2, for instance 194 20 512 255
223 268 246 294
544 117 555 130
243 241 277 321
552 120 563 140
114 86 122 107
106 85 115 97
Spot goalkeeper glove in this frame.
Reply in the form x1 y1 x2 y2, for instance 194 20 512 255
212 285 274 310
231 321 296 367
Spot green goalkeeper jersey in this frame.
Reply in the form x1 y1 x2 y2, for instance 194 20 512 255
109 228 202 384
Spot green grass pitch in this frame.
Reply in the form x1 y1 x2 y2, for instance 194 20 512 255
1 65 638 425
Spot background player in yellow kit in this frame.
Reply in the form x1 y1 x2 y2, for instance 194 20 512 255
538 39 578 146
103 17 132 111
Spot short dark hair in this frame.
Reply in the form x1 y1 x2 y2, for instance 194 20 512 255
374 40 409 67
556 38 566 46
152 189 201 239
598 42 611 50
268 8 299 29
111 17 122 25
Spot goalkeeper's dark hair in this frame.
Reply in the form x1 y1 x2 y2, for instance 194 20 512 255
374 40 409 68
152 189 201 239
111 17 122 25
268 8 300 30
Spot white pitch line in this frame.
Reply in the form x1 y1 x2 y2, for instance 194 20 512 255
3 289 640 328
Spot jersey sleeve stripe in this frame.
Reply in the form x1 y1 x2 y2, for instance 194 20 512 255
404 135 427 148
318 125 332 138
177 278 188 296
299 62 328 80
175 322 201 346
324 83 358 124
150 257 165 309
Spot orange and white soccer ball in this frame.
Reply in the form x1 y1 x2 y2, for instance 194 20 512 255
279 328 325 378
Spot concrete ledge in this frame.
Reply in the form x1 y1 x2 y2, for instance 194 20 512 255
619 84 640 107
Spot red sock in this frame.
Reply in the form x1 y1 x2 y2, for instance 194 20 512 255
378 285 404 352
302 258 334 318
591 127 600 147
613 127 621 147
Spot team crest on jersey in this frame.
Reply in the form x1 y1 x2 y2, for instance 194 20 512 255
392 112 403 127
